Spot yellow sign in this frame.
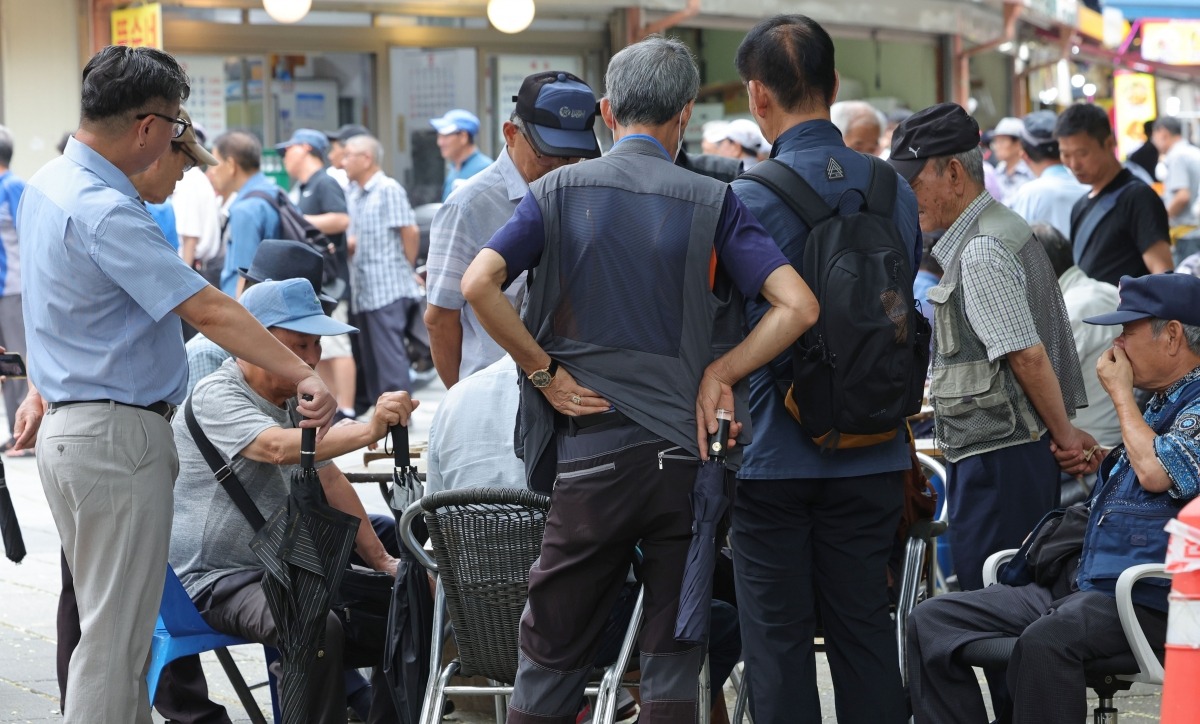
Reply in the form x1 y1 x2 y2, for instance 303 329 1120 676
1113 71 1157 162
1142 21 1200 66
111 3 163 50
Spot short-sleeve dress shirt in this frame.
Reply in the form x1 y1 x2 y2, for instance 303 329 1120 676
347 170 420 313
219 173 280 296
18 137 208 405
427 150 529 378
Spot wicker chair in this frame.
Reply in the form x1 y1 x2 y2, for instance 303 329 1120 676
399 487 644 724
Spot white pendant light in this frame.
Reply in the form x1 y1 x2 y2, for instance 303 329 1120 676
263 0 312 24
487 0 535 34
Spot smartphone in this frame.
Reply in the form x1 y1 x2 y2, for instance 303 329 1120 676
0 353 26 379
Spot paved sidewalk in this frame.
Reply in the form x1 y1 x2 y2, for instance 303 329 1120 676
0 378 1166 722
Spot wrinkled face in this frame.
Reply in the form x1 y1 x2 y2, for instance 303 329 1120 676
273 327 322 369
843 119 882 156
1058 131 1117 186
991 135 1021 165
1114 318 1181 391
504 122 578 184
908 160 959 233
436 130 470 162
133 143 194 204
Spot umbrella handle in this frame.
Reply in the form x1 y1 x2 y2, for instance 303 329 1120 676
390 424 410 469
708 408 731 460
300 395 316 471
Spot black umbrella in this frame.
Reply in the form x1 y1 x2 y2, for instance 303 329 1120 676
674 409 733 645
0 459 25 563
251 423 359 723
380 423 435 724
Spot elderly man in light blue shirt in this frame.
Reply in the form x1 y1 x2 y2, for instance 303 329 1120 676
18 45 334 724
425 71 601 387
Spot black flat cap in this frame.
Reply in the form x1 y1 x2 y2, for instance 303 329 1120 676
888 103 981 183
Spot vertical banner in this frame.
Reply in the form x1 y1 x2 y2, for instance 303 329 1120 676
111 3 163 50
1113 71 1156 162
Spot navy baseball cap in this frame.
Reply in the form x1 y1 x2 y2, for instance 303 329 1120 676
326 123 370 144
241 279 357 337
430 110 480 136
1084 274 1200 327
513 71 601 159
889 103 981 183
274 128 329 156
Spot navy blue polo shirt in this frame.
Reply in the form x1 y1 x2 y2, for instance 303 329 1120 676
732 119 922 480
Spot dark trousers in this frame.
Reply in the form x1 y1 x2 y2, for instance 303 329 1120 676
731 473 907 724
945 437 1060 592
907 583 1167 724
508 433 702 724
359 297 418 397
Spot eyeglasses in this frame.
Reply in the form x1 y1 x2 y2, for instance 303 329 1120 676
175 144 199 172
520 128 546 160
137 112 192 139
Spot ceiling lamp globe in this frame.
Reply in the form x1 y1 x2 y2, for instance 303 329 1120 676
263 0 312 24
487 0 535 34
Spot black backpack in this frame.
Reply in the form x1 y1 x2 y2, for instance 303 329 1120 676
740 155 930 450
242 189 341 294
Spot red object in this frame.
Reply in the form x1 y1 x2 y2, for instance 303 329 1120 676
1161 497 1200 721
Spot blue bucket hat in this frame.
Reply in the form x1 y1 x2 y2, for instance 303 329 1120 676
241 279 357 337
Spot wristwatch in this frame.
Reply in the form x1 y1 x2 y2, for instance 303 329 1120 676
528 359 559 388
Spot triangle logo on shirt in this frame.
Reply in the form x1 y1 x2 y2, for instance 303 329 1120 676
826 157 845 181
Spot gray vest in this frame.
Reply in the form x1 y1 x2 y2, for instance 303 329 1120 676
927 199 1086 462
515 138 747 483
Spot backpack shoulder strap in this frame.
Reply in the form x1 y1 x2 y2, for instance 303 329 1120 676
864 156 897 219
240 189 283 209
184 396 267 532
739 159 834 229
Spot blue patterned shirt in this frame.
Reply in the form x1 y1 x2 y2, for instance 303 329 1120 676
347 170 420 313
1148 365 1200 500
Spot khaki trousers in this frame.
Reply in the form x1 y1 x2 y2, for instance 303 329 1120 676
39 401 178 724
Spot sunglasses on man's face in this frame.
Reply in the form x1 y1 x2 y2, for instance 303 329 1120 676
137 112 192 139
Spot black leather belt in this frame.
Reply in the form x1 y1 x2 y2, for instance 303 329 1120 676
49 399 176 421
557 409 635 436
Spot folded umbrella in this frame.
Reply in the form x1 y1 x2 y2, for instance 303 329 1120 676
0 459 26 563
251 422 359 723
380 423 435 724
674 409 733 645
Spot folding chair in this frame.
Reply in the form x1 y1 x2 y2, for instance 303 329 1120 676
399 487 697 724
955 550 1171 723
147 565 278 723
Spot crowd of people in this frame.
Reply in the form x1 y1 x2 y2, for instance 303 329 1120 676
4 10 1200 724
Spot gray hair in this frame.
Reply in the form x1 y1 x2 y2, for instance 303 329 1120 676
0 125 11 167
934 146 985 187
345 134 383 166
1150 318 1200 356
830 101 883 136
605 35 700 126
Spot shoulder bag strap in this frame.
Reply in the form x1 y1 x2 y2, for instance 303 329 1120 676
739 159 835 229
864 155 897 219
184 396 267 532
1072 182 1134 263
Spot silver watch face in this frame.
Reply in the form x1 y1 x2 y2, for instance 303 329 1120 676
530 369 552 388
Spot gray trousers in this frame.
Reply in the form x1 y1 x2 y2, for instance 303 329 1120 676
0 293 28 437
39 402 178 724
906 583 1167 724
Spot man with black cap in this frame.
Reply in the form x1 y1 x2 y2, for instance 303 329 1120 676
325 123 369 190
889 102 1091 594
726 15 920 724
1005 110 1088 238
907 272 1200 724
426 70 601 388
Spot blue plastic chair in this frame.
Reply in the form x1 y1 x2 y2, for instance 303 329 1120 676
147 566 278 723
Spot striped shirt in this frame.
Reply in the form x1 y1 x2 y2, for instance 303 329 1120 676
347 170 420 313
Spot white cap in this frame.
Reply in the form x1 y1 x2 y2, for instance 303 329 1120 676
725 118 767 153
993 117 1025 139
702 120 731 145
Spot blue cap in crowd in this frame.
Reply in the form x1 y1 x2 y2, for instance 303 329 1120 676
1084 274 1200 327
241 279 358 337
513 71 601 159
430 109 480 136
274 128 329 156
